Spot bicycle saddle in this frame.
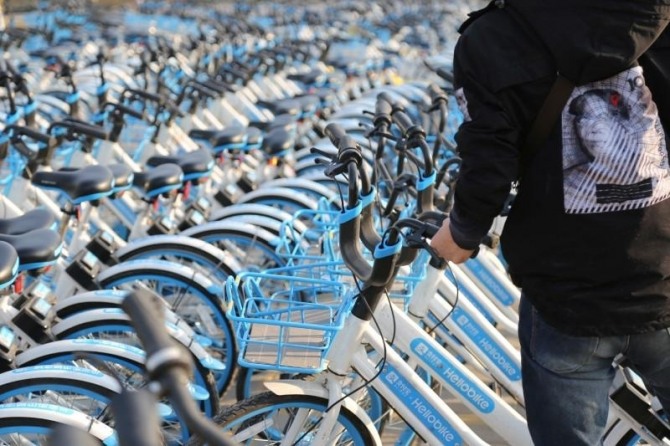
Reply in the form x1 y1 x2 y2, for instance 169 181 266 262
249 114 297 133
0 241 18 288
146 148 214 181
32 165 114 204
245 127 263 150
0 229 62 271
188 128 247 151
257 98 301 117
132 163 183 199
292 95 320 115
106 164 134 193
262 127 294 157
287 69 326 86
304 88 337 106
0 209 56 235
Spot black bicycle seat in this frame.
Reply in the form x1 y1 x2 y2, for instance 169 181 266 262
249 114 297 133
0 209 56 235
0 241 18 287
245 127 263 149
188 128 246 150
262 127 294 156
32 165 114 204
293 95 320 112
107 163 134 192
146 149 214 180
257 98 301 117
132 163 183 199
287 69 326 85
0 229 62 270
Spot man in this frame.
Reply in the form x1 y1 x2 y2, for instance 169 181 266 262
430 0 670 444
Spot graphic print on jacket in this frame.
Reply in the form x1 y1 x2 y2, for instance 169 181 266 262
562 66 670 214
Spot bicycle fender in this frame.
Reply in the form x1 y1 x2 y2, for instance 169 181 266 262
116 234 242 273
264 379 383 446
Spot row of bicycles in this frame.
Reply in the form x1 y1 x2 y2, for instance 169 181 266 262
0 0 666 445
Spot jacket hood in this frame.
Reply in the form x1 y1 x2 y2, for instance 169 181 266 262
506 0 670 85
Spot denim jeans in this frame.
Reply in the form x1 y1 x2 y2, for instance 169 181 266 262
518 296 670 445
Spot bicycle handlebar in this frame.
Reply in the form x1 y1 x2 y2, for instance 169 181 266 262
391 109 415 137
121 289 190 378
374 94 392 128
122 88 183 117
111 389 163 446
3 125 53 145
102 102 145 120
50 119 108 141
324 122 348 148
122 290 238 446
427 83 448 106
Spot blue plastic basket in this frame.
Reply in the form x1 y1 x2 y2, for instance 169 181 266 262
225 271 354 374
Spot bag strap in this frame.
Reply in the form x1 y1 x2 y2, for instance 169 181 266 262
522 74 575 161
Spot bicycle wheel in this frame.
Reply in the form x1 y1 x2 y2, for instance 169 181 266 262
13 340 193 444
236 187 320 216
0 365 119 420
50 309 221 415
115 234 241 284
258 178 341 210
97 259 237 396
0 402 114 445
187 392 374 446
181 221 287 271
233 368 389 433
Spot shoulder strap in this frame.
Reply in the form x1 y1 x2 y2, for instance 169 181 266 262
522 75 574 161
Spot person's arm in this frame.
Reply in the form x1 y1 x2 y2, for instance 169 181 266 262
431 36 525 262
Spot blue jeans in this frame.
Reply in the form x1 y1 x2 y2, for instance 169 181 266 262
519 296 670 445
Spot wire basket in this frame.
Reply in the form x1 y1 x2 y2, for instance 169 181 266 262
274 207 342 264
225 271 354 374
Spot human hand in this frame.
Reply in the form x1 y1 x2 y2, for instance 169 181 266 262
429 218 475 264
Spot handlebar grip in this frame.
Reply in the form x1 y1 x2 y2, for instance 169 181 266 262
199 79 232 94
374 95 392 126
324 123 347 148
377 91 396 108
64 120 109 140
50 120 108 141
111 389 162 446
123 88 165 104
121 289 190 377
392 110 414 136
121 289 171 355
191 82 218 99
375 97 392 116
5 125 52 144
104 102 145 120
428 83 448 104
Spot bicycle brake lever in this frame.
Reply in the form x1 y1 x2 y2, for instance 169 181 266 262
323 161 349 178
404 229 448 269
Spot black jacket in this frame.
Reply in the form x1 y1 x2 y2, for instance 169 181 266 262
450 0 670 335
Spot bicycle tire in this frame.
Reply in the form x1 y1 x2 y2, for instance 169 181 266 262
96 259 237 397
0 402 114 445
181 221 287 271
115 234 242 283
236 187 320 215
13 340 198 444
233 368 389 433
187 391 374 446
50 308 221 415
